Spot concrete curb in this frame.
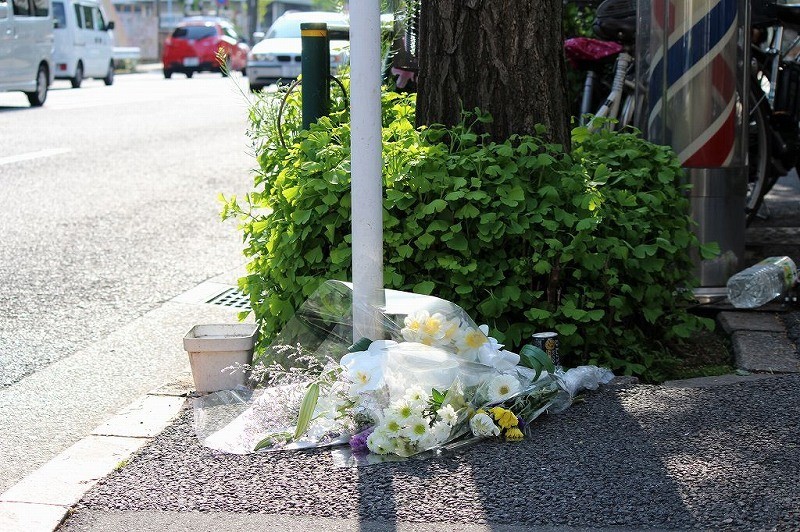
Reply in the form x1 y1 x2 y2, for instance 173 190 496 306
718 311 800 373
0 381 191 532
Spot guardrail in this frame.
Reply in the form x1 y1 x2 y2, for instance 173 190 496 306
113 46 142 61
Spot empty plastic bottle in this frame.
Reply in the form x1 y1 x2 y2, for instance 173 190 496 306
726 256 798 309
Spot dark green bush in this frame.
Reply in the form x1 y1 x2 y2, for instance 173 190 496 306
223 81 715 382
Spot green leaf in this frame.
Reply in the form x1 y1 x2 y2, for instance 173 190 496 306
519 344 556 379
349 337 373 352
423 198 448 214
282 186 300 201
446 233 469 251
455 204 481 218
533 260 552 274
293 382 320 440
525 308 552 320
413 280 436 294
555 323 578 336
417 233 435 249
304 246 323 263
699 242 721 259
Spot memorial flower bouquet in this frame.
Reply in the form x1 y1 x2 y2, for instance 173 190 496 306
192 281 613 461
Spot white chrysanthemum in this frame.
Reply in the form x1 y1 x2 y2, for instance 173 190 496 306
487 374 521 403
401 310 429 342
404 386 429 409
455 326 489 360
380 412 405 436
431 420 452 443
470 412 501 437
367 430 394 455
437 404 458 426
402 415 430 442
389 398 421 420
416 432 438 451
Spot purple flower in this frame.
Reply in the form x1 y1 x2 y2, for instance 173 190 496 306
349 427 375 455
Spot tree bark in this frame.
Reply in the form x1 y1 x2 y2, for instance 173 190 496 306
415 0 570 148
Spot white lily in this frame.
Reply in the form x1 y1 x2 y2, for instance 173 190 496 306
339 340 396 397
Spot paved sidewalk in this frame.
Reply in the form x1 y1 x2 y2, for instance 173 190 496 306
0 303 796 532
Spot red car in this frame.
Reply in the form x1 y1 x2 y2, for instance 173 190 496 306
162 18 249 79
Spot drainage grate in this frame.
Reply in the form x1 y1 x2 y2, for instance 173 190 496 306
206 288 251 309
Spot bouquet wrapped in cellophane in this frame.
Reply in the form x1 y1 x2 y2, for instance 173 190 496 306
192 280 613 464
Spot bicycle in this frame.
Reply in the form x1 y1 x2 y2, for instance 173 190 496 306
747 1 800 222
563 0 637 131
563 0 800 226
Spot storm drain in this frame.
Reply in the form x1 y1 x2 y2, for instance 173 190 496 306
206 287 251 309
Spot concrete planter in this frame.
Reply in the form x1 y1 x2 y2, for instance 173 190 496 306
183 323 258 394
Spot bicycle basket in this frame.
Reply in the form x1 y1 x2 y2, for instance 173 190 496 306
593 0 636 45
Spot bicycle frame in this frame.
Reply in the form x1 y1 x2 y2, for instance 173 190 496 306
587 51 634 129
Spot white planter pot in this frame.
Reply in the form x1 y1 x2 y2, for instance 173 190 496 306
183 323 258 394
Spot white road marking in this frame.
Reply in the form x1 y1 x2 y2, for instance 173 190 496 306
0 148 71 166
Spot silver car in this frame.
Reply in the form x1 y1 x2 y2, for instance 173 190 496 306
247 11 349 92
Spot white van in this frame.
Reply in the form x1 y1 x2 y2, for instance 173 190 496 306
52 0 114 88
0 0 54 106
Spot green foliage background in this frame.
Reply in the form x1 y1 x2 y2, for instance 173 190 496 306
223 81 716 382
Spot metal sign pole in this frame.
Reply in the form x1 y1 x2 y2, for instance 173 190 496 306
300 22 330 129
350 1 385 342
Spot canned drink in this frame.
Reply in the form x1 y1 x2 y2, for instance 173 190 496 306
531 332 559 366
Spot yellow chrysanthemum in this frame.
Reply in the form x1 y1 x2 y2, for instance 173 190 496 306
505 427 524 441
490 407 518 429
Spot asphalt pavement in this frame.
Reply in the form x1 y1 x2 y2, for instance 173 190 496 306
2 145 799 531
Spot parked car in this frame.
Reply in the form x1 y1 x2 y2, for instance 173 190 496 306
162 17 249 79
52 0 115 88
0 0 54 106
247 11 349 92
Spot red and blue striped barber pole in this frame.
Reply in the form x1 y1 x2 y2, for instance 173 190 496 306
647 0 739 167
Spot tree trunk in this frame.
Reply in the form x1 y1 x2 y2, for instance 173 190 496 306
415 0 570 148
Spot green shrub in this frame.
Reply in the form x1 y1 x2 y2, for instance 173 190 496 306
223 80 715 382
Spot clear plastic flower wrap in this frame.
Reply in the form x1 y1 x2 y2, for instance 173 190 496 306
192 280 614 463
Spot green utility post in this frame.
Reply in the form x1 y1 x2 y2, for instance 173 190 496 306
301 22 330 129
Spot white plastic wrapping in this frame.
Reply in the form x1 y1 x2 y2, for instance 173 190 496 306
192 280 614 463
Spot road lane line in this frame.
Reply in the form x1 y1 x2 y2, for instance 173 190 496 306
0 148 71 166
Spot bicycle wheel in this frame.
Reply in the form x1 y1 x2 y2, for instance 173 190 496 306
746 89 772 225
